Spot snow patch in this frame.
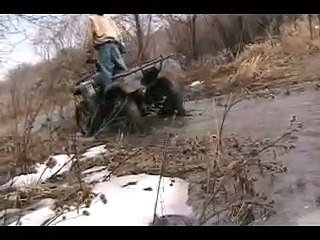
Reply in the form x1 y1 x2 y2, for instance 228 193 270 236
82 166 109 184
10 174 193 226
81 145 108 159
2 144 108 189
82 166 107 175
9 206 56 226
1 154 73 189
190 81 203 87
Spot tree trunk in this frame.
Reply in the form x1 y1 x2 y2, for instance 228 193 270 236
237 16 252 46
317 14 320 37
140 15 152 61
308 14 313 40
212 17 229 50
190 14 198 61
274 15 284 35
133 14 145 64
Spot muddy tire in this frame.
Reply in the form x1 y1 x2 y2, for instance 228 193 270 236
119 97 144 133
149 77 186 116
75 101 89 135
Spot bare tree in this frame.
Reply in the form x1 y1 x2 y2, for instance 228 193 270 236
190 14 198 61
112 14 154 65
308 14 314 40
133 14 144 63
307 14 320 40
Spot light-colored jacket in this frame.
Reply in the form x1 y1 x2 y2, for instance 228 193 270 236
88 14 122 46
87 14 124 60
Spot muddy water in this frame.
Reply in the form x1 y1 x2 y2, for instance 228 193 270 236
142 91 320 225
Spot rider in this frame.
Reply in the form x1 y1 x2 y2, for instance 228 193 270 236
87 13 127 89
85 14 128 137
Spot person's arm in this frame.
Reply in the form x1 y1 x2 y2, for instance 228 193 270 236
86 17 95 61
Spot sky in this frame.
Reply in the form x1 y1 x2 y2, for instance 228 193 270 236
0 14 74 81
0 17 41 81
0 36 41 80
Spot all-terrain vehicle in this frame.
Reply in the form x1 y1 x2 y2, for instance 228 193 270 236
73 55 186 136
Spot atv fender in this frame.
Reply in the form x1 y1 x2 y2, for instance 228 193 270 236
104 71 144 95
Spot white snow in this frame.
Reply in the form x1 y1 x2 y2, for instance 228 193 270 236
1 144 108 189
6 199 57 226
82 166 107 175
81 145 108 159
9 170 193 226
55 174 192 226
82 166 109 184
190 81 203 87
10 206 56 226
1 154 73 189
5 144 194 226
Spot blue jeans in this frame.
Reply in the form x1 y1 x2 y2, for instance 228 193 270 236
86 42 127 137
97 42 127 90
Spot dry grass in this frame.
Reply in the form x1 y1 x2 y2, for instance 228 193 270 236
0 80 78 185
183 17 320 99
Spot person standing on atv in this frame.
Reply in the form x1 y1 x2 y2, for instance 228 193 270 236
87 14 128 89
85 14 128 138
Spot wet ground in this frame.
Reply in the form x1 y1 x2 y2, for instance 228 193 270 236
2 86 320 225
129 89 320 225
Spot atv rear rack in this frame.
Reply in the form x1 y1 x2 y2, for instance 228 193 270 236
75 54 174 87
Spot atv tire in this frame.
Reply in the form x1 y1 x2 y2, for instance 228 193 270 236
119 97 144 133
148 77 186 116
75 101 90 135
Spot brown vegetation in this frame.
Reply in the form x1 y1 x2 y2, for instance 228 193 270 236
0 14 319 171
0 15 320 225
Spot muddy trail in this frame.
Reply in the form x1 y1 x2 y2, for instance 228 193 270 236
197 91 320 225
113 89 320 225
2 84 320 225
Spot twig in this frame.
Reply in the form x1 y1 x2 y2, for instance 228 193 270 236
231 202 245 222
15 210 24 226
14 194 24 226
102 148 144 181
199 175 227 223
200 200 272 225
36 166 50 186
71 132 82 189
40 213 63 226
200 204 234 225
47 155 75 181
2 195 9 226
94 97 128 137
152 129 172 224
152 155 165 224
252 131 291 156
